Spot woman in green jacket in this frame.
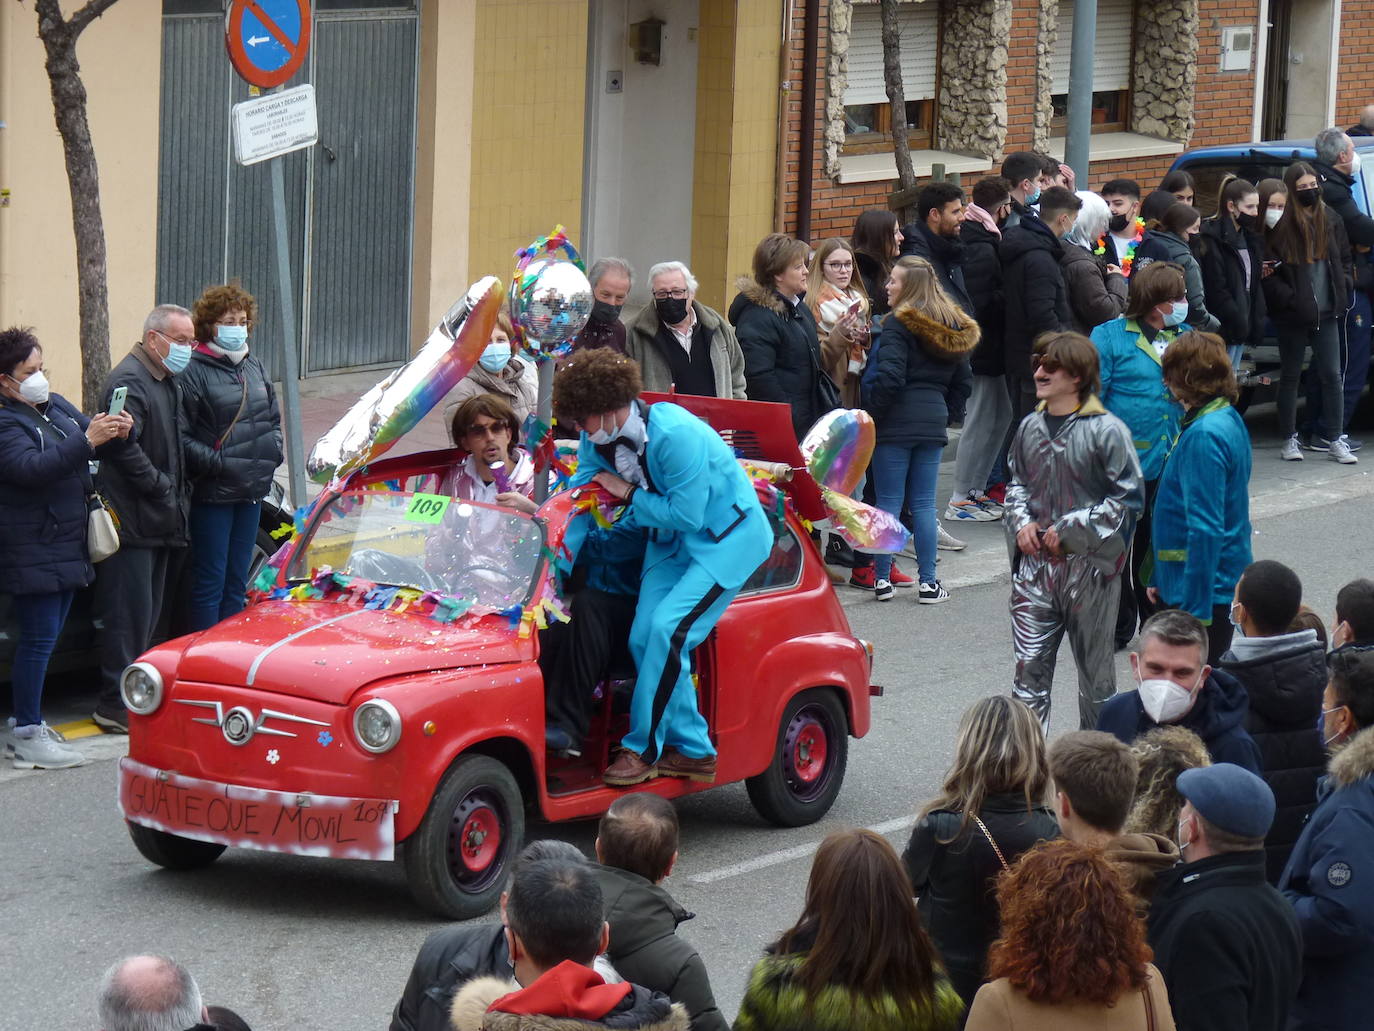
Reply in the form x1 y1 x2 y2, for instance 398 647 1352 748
734 829 964 1031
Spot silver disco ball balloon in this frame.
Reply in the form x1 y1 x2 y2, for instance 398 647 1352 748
514 259 592 352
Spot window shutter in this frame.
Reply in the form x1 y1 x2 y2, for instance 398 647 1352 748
845 3 938 106
1049 0 1133 96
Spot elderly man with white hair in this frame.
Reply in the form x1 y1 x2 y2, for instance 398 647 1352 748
97 955 213 1031
625 261 747 399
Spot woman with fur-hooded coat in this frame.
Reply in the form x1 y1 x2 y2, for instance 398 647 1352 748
865 255 977 598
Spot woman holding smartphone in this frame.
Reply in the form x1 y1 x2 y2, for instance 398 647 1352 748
1262 162 1356 464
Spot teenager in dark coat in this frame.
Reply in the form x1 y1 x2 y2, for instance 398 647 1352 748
1196 181 1267 369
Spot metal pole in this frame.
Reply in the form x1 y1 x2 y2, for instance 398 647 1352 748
270 153 308 507
533 358 555 503
1063 0 1098 185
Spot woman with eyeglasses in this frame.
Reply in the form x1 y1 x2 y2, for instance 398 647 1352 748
1263 161 1357 464
180 282 283 632
0 326 131 769
807 239 870 409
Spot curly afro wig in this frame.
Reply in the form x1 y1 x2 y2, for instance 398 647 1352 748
552 347 643 424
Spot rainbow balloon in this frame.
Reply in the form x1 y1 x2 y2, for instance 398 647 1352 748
308 276 506 483
801 408 875 495
822 487 912 554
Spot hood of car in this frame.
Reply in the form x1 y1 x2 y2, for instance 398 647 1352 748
172 601 528 704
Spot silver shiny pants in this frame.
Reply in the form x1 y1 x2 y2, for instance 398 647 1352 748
1010 554 1120 730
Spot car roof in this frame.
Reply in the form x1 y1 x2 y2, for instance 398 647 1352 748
1176 137 1374 164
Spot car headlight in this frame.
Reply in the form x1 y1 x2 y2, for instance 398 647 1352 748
353 699 402 754
120 662 164 715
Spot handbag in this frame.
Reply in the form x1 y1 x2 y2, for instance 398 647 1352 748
970 813 1011 872
87 492 120 563
1142 976 1158 1031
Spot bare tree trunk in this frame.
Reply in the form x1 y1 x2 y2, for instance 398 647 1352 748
32 0 122 412
881 0 917 192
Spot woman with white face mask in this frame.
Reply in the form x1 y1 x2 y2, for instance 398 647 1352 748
0 327 131 769
439 311 537 432
179 283 284 632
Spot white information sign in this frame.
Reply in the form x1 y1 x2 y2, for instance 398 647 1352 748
232 84 319 166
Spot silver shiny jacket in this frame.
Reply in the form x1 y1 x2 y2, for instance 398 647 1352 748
1003 395 1146 576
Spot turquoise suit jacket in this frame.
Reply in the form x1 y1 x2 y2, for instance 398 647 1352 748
1091 316 1188 481
570 401 772 590
1150 399 1253 622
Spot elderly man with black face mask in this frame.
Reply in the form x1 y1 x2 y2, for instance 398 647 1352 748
625 261 746 399
569 257 632 360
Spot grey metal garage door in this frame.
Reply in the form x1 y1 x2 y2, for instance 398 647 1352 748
155 2 418 378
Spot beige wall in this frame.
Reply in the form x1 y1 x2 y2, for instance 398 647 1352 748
0 3 161 402
468 0 589 291
411 0 477 339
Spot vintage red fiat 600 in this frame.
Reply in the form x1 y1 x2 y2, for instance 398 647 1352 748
118 397 876 918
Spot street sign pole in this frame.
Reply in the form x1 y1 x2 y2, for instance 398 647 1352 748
269 125 307 508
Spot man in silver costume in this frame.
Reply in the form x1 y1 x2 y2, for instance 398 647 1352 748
1004 331 1146 729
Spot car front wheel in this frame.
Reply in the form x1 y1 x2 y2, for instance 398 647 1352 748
746 688 849 827
126 821 227 870
403 754 524 919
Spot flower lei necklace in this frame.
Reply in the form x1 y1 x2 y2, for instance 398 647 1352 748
1096 217 1146 274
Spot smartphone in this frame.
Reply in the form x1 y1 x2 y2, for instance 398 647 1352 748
108 386 128 417
846 299 863 317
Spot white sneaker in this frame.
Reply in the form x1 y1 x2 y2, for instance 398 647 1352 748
11 723 85 770
937 525 967 551
1280 435 1304 461
1329 436 1359 464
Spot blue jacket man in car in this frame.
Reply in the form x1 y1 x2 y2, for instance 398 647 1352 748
557 349 772 786
1279 647 1374 1031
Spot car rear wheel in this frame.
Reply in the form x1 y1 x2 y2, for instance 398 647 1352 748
126 821 226 870
746 688 848 827
403 754 524 919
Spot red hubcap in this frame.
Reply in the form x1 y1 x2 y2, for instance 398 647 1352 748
459 806 501 872
791 721 828 784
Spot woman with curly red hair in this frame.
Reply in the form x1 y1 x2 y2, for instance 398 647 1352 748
965 839 1174 1030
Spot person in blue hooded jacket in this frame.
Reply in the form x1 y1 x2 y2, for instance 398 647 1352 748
1279 646 1374 1031
557 349 772 788
1149 332 1253 664
1098 609 1263 775
1092 261 1190 650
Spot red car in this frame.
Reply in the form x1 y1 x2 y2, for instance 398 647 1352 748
118 396 876 918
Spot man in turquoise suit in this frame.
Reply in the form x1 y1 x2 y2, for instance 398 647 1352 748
555 349 772 786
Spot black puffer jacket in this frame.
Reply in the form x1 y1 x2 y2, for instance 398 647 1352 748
0 393 95 595
96 345 190 548
591 865 726 1031
869 306 976 447
1197 216 1267 351
958 220 1004 376
729 280 829 441
903 794 1060 1009
1262 214 1353 329
179 347 282 503
1314 159 1374 247
999 216 1073 379
1217 633 1327 883
390 923 508 1031
899 223 975 315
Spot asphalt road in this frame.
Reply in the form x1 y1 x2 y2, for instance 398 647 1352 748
4 403 1373 1031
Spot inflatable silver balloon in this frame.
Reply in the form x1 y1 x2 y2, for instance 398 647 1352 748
307 276 506 483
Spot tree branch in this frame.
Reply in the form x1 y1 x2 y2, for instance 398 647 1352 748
68 0 121 37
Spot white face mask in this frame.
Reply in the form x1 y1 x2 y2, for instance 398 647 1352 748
587 414 619 446
1138 675 1198 724
1265 208 1283 229
9 370 50 405
1176 811 1196 854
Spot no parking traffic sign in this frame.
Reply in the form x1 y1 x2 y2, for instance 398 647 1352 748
225 0 312 88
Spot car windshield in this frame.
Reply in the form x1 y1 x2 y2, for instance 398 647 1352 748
1175 151 1311 217
287 489 545 610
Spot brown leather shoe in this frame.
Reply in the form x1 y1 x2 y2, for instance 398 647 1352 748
657 748 717 783
604 749 657 786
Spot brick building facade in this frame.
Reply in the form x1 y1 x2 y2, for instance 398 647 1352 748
781 0 1374 243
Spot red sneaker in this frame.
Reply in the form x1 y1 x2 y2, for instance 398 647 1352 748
889 561 915 588
848 565 876 591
